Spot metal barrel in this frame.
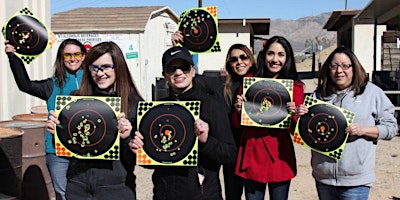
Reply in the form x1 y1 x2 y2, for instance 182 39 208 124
0 126 24 199
0 113 54 200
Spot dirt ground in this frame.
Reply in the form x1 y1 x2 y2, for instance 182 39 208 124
135 135 400 200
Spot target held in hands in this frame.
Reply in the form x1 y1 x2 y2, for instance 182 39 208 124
293 95 355 160
54 96 121 160
241 77 293 129
137 101 200 166
178 6 221 53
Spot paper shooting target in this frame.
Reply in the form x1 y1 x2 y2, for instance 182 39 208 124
2 7 57 64
137 101 200 166
293 96 355 160
241 77 293 128
54 96 121 160
178 6 221 53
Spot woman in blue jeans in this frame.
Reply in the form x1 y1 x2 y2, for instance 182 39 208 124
5 39 86 200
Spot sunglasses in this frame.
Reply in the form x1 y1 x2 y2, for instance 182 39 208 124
229 54 250 64
88 64 115 73
63 52 83 60
164 64 192 75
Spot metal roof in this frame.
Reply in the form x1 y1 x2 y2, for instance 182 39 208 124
323 10 360 31
219 18 270 35
51 6 178 33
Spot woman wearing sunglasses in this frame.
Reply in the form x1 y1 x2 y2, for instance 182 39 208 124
5 38 86 200
129 46 236 200
47 41 142 199
172 31 258 200
232 36 304 200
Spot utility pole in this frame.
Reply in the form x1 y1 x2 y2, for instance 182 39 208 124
198 0 202 7
345 0 348 9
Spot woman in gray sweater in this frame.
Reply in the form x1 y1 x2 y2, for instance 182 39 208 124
295 46 398 200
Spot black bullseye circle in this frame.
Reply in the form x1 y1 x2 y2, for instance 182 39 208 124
139 104 196 163
298 104 347 152
178 9 217 53
244 80 290 126
57 99 118 157
4 15 48 55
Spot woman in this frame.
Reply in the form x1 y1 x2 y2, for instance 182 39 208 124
222 44 258 200
5 39 86 200
129 46 237 200
295 46 398 200
233 36 304 200
172 31 258 199
47 41 142 199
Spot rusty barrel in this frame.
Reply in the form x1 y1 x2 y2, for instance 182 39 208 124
0 126 24 199
0 113 54 200
30 105 48 115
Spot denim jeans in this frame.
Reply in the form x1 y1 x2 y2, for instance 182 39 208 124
316 181 370 200
46 153 69 200
243 179 291 200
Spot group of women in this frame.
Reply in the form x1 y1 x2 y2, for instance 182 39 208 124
4 30 398 200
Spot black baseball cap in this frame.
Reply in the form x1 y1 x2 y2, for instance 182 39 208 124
162 46 193 69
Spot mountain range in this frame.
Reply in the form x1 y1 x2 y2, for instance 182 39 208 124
255 12 337 54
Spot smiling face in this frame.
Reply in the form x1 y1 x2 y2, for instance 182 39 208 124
265 41 286 78
329 53 353 91
229 49 252 76
89 53 116 93
63 44 85 72
163 59 195 94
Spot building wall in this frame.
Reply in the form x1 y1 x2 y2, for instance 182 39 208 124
0 0 51 121
143 12 178 100
197 23 252 74
353 24 386 78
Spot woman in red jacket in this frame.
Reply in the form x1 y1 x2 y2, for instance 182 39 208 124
232 36 304 200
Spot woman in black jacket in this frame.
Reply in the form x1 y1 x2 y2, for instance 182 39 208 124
129 46 237 200
47 41 142 199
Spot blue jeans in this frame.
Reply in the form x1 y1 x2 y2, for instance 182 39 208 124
243 179 291 200
316 181 370 200
46 153 69 200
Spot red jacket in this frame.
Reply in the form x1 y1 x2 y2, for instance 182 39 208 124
233 79 304 183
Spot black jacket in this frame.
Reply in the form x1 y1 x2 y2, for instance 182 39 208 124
152 84 237 200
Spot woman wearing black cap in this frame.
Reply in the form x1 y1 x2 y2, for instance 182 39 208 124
129 46 237 200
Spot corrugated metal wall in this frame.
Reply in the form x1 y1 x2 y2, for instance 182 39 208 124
0 0 52 120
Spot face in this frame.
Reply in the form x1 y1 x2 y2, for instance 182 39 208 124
265 42 286 78
63 44 85 72
329 53 353 91
229 49 252 76
163 59 194 94
89 53 116 93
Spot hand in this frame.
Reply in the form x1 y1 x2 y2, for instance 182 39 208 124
171 31 184 46
234 94 246 112
46 110 59 134
286 102 296 113
4 40 16 53
129 131 144 154
294 104 308 116
194 119 209 143
345 123 364 136
118 112 132 139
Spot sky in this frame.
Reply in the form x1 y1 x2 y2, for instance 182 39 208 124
51 0 371 20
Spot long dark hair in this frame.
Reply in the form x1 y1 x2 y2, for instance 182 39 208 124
74 41 142 114
223 44 257 107
317 46 368 97
54 39 86 88
256 36 299 81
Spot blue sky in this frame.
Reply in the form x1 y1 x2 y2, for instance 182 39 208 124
51 0 371 20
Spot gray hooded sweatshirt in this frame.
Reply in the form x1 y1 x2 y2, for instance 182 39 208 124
311 82 398 186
